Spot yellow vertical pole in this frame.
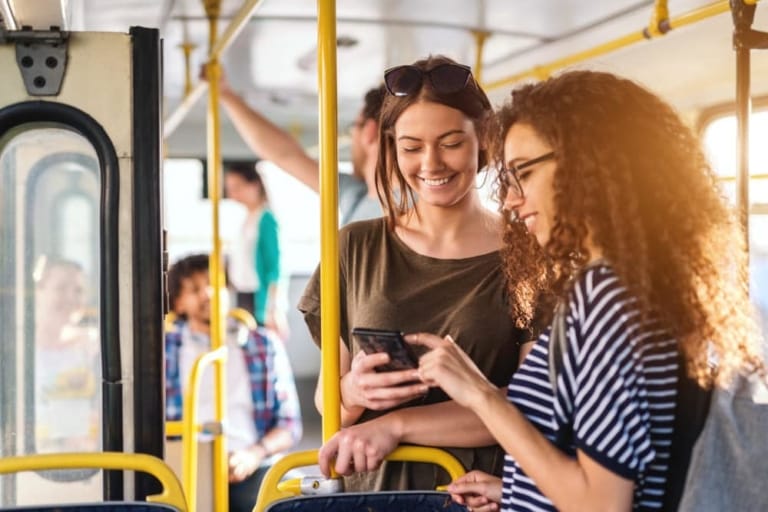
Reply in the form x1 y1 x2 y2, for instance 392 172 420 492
203 0 228 510
180 41 197 97
317 0 341 451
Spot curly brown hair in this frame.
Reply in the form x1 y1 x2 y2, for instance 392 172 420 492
376 55 493 228
491 70 763 387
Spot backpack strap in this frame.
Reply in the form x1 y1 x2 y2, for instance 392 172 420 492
547 259 606 391
661 352 712 511
548 299 568 391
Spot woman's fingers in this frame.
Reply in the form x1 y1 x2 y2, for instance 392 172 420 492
352 439 367 473
404 332 446 349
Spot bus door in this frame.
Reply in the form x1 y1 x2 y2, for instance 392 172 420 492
0 22 164 506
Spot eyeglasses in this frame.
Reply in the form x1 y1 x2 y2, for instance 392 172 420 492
501 152 556 199
384 63 473 97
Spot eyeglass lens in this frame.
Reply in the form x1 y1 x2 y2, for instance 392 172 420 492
384 64 472 97
384 66 422 97
429 64 471 94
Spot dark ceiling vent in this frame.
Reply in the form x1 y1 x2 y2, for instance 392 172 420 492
336 35 358 48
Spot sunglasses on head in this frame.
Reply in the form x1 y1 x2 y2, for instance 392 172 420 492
384 63 473 97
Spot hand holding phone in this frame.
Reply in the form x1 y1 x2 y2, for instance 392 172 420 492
351 327 419 372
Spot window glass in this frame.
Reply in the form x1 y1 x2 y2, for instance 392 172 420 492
0 127 102 502
702 110 768 344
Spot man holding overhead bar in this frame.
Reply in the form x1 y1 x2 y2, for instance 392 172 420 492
202 67 385 225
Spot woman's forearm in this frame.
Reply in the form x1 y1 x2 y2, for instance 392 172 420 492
391 398 498 448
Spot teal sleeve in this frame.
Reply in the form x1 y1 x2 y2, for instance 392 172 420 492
254 210 280 323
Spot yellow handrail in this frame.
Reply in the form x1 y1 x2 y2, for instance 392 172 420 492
483 0 743 91
0 452 187 511
317 0 342 450
166 308 250 511
165 308 257 334
164 312 178 332
228 307 258 330
181 345 228 512
200 1 230 509
166 420 183 437
255 1 470 509
253 446 466 511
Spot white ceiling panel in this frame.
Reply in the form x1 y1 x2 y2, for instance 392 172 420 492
8 0 765 154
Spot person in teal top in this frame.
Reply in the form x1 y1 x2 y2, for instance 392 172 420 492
253 206 280 326
225 162 288 339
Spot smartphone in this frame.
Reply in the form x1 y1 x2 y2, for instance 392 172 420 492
351 327 419 372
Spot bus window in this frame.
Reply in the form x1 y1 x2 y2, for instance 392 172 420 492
703 110 768 341
0 127 102 502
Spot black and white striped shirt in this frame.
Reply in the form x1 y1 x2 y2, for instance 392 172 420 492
502 263 678 511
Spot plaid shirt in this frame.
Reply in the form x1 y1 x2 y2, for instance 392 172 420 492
165 321 302 445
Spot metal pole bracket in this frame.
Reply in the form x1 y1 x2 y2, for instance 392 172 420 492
731 0 768 49
4 28 70 96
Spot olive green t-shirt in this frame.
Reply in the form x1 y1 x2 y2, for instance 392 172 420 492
298 217 525 491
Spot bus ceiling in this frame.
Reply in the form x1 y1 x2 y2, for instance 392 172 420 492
3 1 766 135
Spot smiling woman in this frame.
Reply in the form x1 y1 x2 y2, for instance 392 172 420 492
298 54 530 492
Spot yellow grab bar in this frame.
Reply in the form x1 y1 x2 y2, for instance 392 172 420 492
181 345 228 512
228 307 258 330
0 452 187 511
483 0 740 91
317 0 342 450
166 308 258 334
253 446 466 511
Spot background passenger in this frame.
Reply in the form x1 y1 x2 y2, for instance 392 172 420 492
412 70 765 511
301 55 531 491
165 254 302 512
224 162 287 339
34 257 100 453
204 67 385 225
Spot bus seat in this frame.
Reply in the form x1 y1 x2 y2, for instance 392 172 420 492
0 504 179 511
255 447 468 511
0 452 187 512
264 492 469 512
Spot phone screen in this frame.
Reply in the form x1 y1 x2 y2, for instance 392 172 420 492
351 327 418 372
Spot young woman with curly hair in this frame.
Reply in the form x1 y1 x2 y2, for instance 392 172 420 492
411 70 764 511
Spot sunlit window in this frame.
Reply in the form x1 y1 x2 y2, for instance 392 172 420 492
702 110 768 337
703 111 768 206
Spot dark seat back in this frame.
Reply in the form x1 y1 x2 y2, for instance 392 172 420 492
265 491 468 512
